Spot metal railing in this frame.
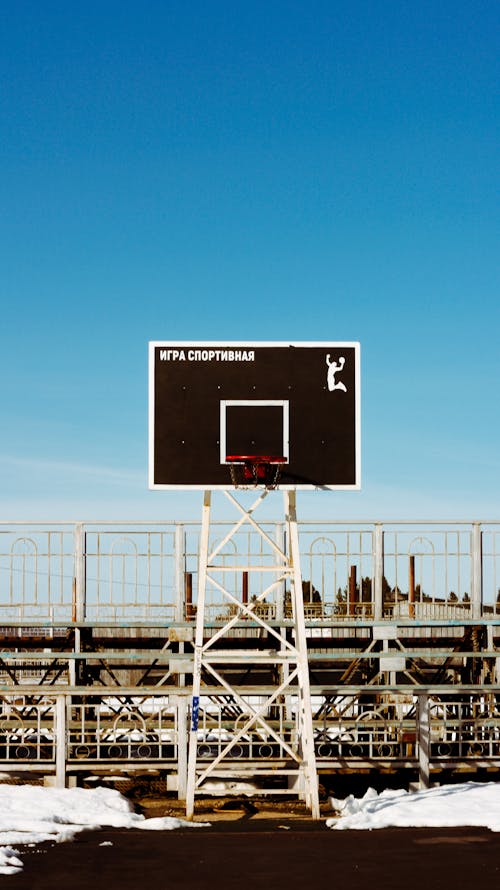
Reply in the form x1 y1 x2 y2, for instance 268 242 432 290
0 520 499 622
2 690 500 780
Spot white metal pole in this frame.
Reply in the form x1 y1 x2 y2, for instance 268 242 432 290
72 523 85 686
374 523 384 620
55 695 66 788
186 490 211 819
471 522 483 621
174 524 186 623
285 490 320 819
417 693 430 789
176 694 188 801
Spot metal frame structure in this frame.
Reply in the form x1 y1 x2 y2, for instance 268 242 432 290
185 489 320 818
1 519 500 805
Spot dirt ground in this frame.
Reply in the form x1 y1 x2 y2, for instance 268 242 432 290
5 814 500 890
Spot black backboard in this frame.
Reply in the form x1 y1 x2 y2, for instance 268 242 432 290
149 341 360 490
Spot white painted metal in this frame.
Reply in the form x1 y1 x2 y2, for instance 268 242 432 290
417 693 430 789
174 524 186 623
374 523 384 620
72 523 85 686
185 488 320 819
186 491 211 819
175 695 188 800
73 523 85 622
55 695 66 788
2 519 500 624
219 399 290 464
472 522 483 620
284 490 320 817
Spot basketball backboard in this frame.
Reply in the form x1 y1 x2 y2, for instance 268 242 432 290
148 341 360 490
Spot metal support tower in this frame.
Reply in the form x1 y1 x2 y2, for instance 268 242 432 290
186 488 320 819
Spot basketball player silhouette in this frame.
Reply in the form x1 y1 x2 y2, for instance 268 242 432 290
326 355 347 392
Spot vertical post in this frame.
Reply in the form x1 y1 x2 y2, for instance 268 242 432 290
471 523 483 621
275 523 289 710
175 524 186 623
73 524 85 687
373 523 384 620
348 565 357 617
285 490 320 819
73 523 86 622
55 695 66 788
176 694 188 801
417 693 430 789
409 555 416 619
186 490 211 820
70 580 77 688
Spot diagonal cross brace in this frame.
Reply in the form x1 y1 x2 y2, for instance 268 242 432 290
194 665 301 788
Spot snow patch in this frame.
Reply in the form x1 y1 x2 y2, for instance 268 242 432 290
0 785 209 875
327 782 500 831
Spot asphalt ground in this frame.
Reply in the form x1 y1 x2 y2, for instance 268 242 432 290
5 821 500 890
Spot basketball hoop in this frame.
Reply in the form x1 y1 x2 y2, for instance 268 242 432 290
225 455 287 490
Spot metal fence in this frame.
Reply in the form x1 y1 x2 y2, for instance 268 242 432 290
0 521 499 622
2 691 500 779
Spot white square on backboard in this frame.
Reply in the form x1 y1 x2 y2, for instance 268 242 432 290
219 400 289 465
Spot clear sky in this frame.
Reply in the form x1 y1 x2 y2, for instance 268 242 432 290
1 1 498 521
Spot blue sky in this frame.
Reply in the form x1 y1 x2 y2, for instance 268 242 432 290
1 1 498 520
